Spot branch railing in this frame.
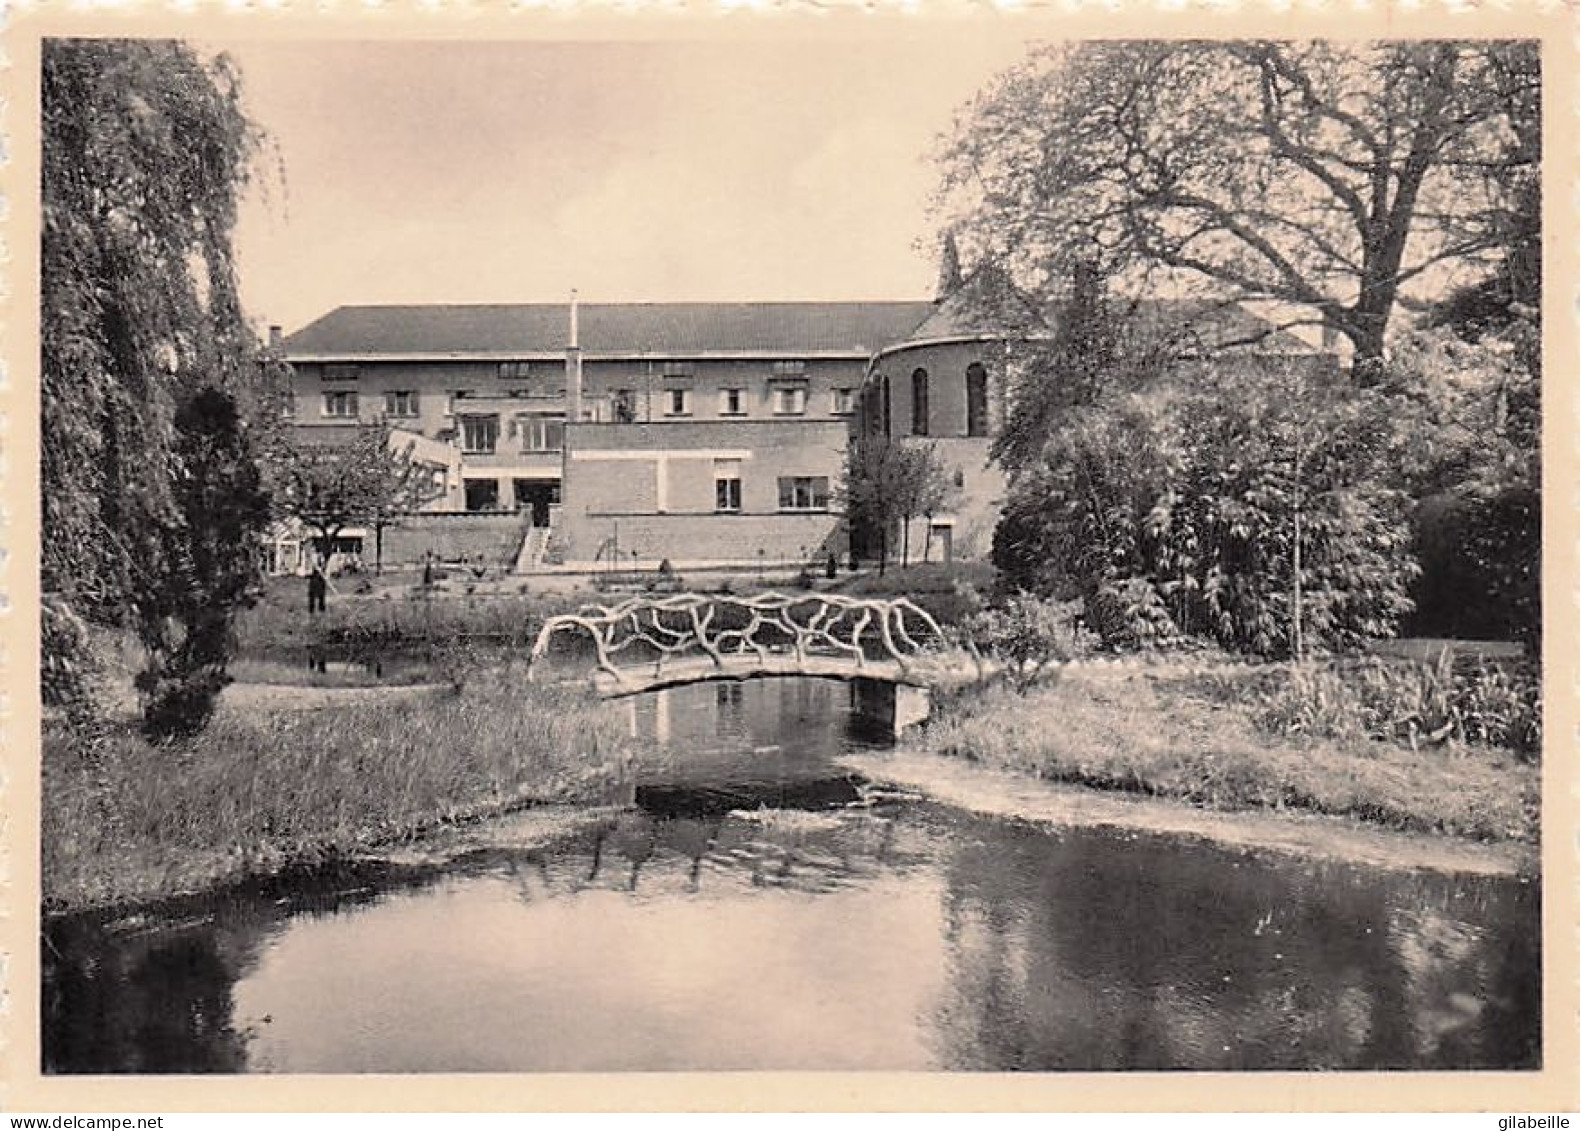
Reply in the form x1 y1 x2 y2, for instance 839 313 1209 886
527 592 947 686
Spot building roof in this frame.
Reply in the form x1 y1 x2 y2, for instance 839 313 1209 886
890 286 1316 357
284 301 939 359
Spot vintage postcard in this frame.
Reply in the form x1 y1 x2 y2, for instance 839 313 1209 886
1 0 1574 1113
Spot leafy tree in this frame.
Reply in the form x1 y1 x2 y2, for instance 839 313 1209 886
990 263 1187 486
135 389 271 737
284 419 439 571
842 437 956 572
42 38 275 734
996 360 1416 657
938 40 1539 378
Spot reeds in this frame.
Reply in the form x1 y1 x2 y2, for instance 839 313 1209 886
42 669 632 913
1248 650 1541 760
912 670 1538 844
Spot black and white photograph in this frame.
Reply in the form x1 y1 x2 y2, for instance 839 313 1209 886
10 9 1568 1106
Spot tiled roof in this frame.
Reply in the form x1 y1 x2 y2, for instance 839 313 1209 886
899 289 1315 355
284 302 939 358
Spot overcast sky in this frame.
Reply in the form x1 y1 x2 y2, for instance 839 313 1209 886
220 36 1036 335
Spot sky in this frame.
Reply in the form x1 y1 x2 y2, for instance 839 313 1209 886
220 36 1037 335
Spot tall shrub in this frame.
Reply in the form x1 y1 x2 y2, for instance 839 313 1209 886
994 360 1417 657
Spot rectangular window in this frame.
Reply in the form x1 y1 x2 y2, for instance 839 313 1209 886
498 361 530 381
323 364 360 383
777 475 830 511
519 415 565 453
323 391 359 418
612 389 637 423
385 390 418 417
461 414 499 454
464 478 499 512
772 360 807 376
772 386 807 416
665 388 692 417
831 387 855 416
719 388 746 416
715 459 742 512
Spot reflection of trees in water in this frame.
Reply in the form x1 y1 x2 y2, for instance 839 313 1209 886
503 803 917 900
932 820 1539 1071
44 903 286 1073
43 863 456 1074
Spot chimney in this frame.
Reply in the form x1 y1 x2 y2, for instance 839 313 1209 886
565 289 583 422
267 324 283 351
935 231 963 302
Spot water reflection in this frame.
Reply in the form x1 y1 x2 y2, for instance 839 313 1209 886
931 820 1538 1071
42 678 1540 1074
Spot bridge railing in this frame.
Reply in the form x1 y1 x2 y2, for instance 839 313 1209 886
527 591 947 686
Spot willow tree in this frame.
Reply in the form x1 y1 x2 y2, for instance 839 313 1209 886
43 39 275 734
938 40 1540 379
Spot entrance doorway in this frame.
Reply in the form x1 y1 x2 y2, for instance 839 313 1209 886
928 523 954 564
514 479 561 527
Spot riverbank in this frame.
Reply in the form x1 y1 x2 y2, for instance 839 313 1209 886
41 669 634 915
901 666 1539 854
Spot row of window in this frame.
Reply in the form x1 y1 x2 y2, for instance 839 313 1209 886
658 386 853 418
320 361 823 384
323 390 420 417
712 465 830 514
321 387 859 422
459 414 564 454
873 364 991 438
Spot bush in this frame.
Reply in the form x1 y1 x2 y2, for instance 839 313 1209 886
41 595 104 726
962 594 1094 691
832 561 997 627
994 365 1417 658
1249 650 1541 761
1085 578 1180 651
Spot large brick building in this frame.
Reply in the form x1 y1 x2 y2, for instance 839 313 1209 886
279 285 1314 573
282 299 933 571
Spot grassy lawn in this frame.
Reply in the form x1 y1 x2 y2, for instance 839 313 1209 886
42 670 634 914
911 667 1539 844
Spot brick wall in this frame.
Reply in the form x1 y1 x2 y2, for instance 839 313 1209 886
378 513 528 569
558 419 851 564
566 513 844 568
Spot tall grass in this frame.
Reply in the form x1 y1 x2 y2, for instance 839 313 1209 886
912 673 1538 844
43 670 632 913
233 589 581 659
1246 651 1541 761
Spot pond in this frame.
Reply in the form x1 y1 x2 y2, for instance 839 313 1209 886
43 677 1540 1073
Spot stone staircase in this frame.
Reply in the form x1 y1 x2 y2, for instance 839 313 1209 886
513 526 550 573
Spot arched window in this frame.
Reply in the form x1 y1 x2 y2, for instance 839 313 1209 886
911 368 929 436
966 362 989 437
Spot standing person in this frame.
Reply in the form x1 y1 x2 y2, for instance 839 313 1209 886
307 553 328 615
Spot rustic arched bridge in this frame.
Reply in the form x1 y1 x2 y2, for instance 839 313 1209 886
526 591 988 708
